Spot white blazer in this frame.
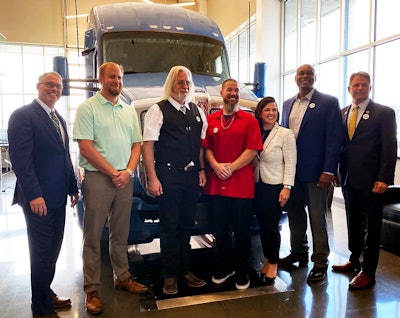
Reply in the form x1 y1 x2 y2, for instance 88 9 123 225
254 122 297 186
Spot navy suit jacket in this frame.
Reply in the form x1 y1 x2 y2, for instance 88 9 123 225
281 90 343 183
8 100 78 208
339 100 397 189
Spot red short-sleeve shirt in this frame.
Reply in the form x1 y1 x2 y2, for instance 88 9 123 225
202 109 263 198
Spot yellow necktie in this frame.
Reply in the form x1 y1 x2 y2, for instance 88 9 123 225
348 105 359 140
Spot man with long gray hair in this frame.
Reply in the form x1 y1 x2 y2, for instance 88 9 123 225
143 65 208 295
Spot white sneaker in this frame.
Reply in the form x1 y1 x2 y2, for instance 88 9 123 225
212 271 235 284
235 274 250 290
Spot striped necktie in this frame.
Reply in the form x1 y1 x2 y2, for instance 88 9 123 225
347 105 358 140
50 110 63 143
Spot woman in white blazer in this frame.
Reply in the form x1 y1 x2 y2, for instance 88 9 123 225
253 96 297 285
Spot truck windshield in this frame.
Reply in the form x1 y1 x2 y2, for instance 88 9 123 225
101 32 229 78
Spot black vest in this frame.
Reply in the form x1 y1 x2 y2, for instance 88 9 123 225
155 100 203 168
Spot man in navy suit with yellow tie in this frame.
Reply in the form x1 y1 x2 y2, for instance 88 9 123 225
8 72 79 318
279 64 343 282
332 72 397 289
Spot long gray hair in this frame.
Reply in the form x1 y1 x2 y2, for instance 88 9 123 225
162 65 194 102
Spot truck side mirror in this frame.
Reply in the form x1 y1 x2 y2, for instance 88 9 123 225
254 62 267 98
53 56 70 96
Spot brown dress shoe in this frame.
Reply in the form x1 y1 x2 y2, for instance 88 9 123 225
114 277 148 294
33 313 60 318
184 272 206 288
53 295 71 308
349 271 376 290
86 290 103 315
332 261 360 273
163 277 178 295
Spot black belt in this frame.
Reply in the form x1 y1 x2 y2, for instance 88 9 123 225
156 162 196 172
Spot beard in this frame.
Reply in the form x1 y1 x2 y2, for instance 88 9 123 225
110 86 122 96
223 96 239 112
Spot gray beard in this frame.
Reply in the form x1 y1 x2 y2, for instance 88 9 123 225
225 102 238 113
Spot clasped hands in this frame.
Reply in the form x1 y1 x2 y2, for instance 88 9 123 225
214 162 233 180
112 170 130 189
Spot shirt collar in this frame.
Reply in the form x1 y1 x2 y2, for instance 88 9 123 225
352 98 370 112
168 97 189 111
36 98 53 115
96 92 124 108
296 88 315 101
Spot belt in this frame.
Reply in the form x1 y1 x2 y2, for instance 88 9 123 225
156 162 196 172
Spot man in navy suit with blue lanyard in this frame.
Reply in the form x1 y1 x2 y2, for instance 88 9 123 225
279 64 343 282
8 72 79 318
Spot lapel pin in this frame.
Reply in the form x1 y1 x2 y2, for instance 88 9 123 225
309 103 315 109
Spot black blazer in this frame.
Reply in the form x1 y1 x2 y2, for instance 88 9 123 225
339 100 397 189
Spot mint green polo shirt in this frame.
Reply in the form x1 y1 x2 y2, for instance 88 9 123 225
73 92 142 171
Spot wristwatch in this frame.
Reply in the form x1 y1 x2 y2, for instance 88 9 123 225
284 185 292 190
126 168 135 177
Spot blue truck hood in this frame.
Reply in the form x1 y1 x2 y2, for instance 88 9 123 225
121 72 258 102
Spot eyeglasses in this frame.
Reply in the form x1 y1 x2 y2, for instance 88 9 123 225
39 82 63 90
176 80 192 86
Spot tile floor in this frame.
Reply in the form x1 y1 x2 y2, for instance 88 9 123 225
1 172 400 318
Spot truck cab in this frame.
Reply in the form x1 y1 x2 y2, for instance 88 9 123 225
58 2 260 244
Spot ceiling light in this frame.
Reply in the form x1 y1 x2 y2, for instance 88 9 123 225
141 0 196 7
65 14 88 19
171 1 196 7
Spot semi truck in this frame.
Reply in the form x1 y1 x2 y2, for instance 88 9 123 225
55 2 264 244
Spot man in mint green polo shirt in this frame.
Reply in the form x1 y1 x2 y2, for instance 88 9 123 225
73 62 148 315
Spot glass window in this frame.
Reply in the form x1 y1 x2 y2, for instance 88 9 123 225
300 0 317 65
342 50 369 106
249 24 256 84
283 73 298 101
284 0 297 71
0 45 23 94
320 0 341 58
318 59 340 99
225 19 255 84
375 0 400 40
238 31 248 83
229 37 239 80
0 43 65 139
2 94 24 131
343 0 370 50
102 32 229 80
23 47 45 95
374 40 400 149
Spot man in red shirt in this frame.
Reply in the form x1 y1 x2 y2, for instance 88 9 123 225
202 79 263 290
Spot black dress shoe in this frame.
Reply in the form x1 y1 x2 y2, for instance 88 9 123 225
307 266 327 282
278 254 308 267
262 276 276 286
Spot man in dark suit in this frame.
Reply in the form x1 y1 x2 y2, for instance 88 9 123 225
332 71 397 289
8 71 79 318
279 64 343 282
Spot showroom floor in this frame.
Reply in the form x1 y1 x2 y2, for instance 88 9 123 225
1 172 400 318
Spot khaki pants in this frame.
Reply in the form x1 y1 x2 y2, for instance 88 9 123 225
81 171 133 292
